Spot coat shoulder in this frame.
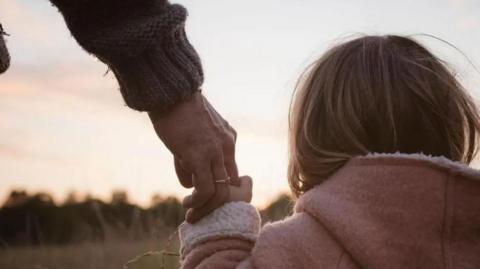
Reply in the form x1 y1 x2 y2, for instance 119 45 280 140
251 212 348 268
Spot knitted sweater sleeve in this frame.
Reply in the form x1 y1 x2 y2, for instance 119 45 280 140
179 202 261 269
49 0 203 112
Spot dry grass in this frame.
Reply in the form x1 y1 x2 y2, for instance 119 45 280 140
0 237 180 269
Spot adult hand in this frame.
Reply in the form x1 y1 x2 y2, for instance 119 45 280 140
186 176 253 223
149 92 240 212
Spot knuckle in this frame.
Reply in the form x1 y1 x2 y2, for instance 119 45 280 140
204 143 222 158
216 124 230 137
222 120 231 130
223 139 235 153
219 130 232 142
223 132 235 142
184 153 207 169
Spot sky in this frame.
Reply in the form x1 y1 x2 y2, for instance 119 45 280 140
0 0 479 207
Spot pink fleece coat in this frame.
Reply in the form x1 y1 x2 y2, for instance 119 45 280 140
179 153 480 269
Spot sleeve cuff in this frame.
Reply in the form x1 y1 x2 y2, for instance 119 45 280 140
179 202 261 259
49 0 204 112
109 25 203 112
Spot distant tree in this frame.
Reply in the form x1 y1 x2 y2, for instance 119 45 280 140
84 194 95 202
3 190 29 207
0 190 294 247
150 193 164 206
111 190 129 205
64 191 79 205
260 193 293 223
32 192 55 206
150 196 185 227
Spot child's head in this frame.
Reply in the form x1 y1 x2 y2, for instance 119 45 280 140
288 35 480 197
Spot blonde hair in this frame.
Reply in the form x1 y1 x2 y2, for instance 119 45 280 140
288 35 480 197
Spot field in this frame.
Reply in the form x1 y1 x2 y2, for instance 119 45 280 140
0 237 180 269
0 193 292 269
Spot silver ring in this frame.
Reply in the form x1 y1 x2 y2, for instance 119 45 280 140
215 177 231 184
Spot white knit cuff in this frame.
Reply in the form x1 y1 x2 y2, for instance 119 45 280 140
179 202 261 259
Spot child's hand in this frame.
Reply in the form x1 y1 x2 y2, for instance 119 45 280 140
228 176 253 203
185 176 253 223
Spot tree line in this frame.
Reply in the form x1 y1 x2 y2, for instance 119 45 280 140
0 190 292 247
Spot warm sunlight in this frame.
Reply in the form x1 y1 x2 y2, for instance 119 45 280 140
1 0 478 207
1 1 480 268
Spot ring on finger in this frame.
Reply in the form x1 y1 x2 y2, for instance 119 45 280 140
215 177 231 184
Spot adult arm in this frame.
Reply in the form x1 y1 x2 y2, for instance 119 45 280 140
49 0 202 112
49 0 239 214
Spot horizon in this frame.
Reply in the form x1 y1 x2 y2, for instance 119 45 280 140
0 188 291 211
1 0 479 207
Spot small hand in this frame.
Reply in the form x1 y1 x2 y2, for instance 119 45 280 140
185 176 253 223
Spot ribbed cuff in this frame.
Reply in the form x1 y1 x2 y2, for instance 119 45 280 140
179 202 261 260
109 26 203 112
49 0 204 112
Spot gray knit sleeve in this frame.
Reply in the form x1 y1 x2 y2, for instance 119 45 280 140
49 0 204 112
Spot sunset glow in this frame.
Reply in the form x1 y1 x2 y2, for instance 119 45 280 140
1 0 479 207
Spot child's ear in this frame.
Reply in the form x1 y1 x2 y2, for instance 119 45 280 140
229 176 253 203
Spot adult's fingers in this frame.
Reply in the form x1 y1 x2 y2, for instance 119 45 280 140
185 153 231 222
174 158 193 188
182 161 215 209
221 122 240 186
211 152 229 183
223 144 240 186
186 182 229 223
203 98 239 186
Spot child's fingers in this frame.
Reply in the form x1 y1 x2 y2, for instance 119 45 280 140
229 176 253 203
186 176 253 223
186 182 229 223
